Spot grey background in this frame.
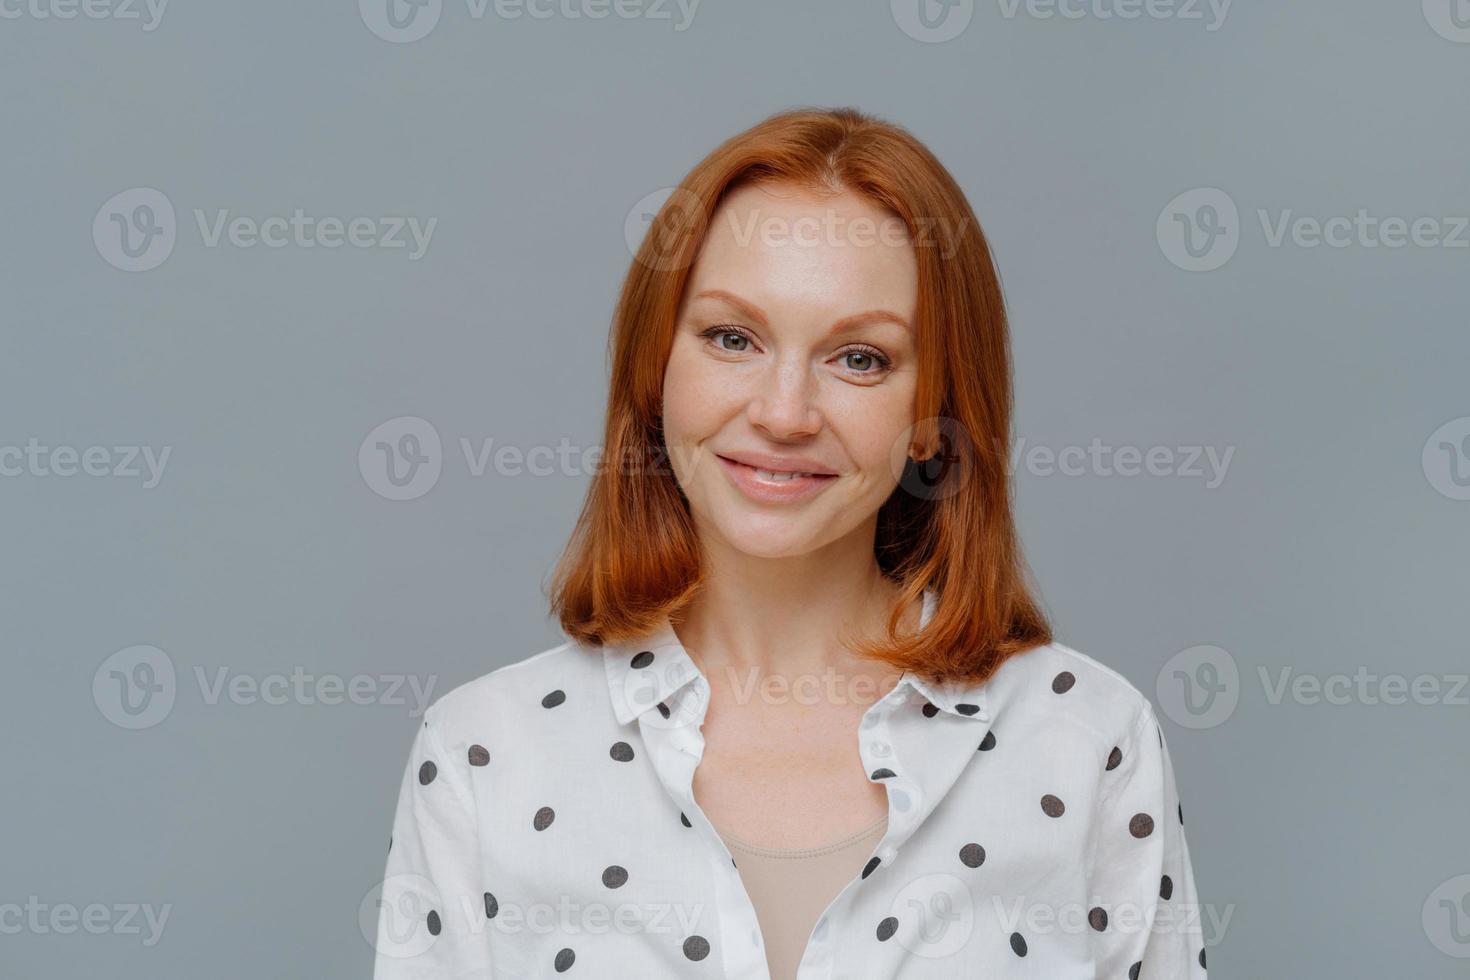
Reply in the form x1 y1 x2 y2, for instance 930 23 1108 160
3 1 1467 977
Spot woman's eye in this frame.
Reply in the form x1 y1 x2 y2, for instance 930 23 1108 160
700 326 754 353
840 347 891 374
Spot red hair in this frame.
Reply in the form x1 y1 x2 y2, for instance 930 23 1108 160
548 106 1050 685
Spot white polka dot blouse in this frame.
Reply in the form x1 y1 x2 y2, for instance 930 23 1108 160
372 588 1208 978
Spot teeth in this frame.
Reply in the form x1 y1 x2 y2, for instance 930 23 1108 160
755 468 811 481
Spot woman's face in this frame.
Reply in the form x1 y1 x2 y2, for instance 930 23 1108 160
661 181 920 560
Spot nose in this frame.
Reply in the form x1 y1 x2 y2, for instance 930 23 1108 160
746 355 822 440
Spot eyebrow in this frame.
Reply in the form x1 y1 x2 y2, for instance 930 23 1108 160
692 289 911 335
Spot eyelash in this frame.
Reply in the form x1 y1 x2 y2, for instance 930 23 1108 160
697 324 893 374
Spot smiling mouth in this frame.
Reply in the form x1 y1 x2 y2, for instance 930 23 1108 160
715 455 835 480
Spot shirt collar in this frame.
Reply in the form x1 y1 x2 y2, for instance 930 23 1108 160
602 587 990 726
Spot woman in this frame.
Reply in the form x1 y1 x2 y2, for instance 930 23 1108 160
371 107 1207 978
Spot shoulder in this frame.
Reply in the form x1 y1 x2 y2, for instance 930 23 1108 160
419 638 614 749
985 638 1159 753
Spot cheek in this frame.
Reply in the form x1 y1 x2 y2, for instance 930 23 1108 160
660 346 734 493
833 388 916 483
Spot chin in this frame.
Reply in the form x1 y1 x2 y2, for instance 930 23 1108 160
707 511 832 560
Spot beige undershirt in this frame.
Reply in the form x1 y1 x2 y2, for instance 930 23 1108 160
716 815 889 980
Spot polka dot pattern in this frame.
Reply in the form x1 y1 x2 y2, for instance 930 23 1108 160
377 615 1207 977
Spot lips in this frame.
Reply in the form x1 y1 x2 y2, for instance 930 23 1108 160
715 454 837 503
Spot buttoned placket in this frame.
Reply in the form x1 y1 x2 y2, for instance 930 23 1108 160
635 666 772 979
609 588 991 980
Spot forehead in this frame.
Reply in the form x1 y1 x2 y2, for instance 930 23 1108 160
684 182 919 321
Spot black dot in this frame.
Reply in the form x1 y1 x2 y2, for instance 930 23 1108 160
542 690 566 709
1041 794 1066 817
861 856 881 879
418 761 437 785
1009 931 1027 956
870 768 896 780
959 843 985 868
876 916 898 941
1179 802 1184 824
656 702 671 719
1129 813 1155 838
602 865 628 888
921 701 939 718
1160 874 1173 900
1199 947 1207 968
631 651 654 669
1129 961 1142 979
1106 746 1122 770
680 811 692 828
1052 671 1076 694
388 836 392 853
426 909 441 936
610 741 635 762
554 947 575 972
978 730 996 751
484 892 498 918
468 744 490 767
956 702 980 715
533 806 556 831
1089 907 1108 931
683 935 710 961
